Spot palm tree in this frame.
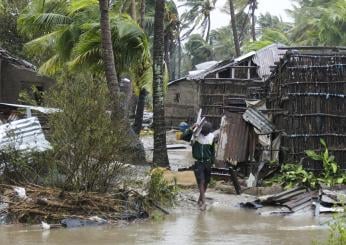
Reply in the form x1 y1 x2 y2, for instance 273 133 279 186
164 0 180 80
18 1 150 80
19 0 147 162
185 34 213 66
249 0 257 41
179 0 217 43
152 0 169 167
210 26 236 60
229 0 241 56
133 0 148 135
98 0 122 120
288 0 346 46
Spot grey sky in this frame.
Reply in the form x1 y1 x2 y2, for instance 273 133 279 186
176 0 294 30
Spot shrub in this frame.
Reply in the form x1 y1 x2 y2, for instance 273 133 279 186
147 168 178 207
45 74 131 192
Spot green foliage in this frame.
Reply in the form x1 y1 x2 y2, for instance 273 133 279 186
179 0 217 41
326 216 346 245
184 34 213 67
0 0 29 56
314 214 346 245
45 73 131 192
289 0 346 46
147 168 178 207
268 139 346 189
18 85 45 106
18 0 152 95
271 163 318 189
243 40 273 52
0 147 50 184
210 26 236 61
305 139 346 187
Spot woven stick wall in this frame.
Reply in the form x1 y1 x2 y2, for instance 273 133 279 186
200 78 265 128
269 50 346 169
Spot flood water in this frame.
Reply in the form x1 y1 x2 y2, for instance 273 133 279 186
0 206 329 245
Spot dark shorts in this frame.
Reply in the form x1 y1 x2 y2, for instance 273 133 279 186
193 161 212 185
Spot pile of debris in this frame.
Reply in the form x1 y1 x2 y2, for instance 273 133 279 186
240 186 346 215
0 184 148 225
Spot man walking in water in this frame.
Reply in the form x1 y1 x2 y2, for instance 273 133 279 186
182 121 216 211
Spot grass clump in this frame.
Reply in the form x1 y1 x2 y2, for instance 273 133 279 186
147 168 178 207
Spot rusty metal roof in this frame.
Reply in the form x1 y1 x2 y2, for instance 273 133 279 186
242 108 275 134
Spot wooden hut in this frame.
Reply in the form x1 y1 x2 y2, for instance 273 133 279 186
267 47 346 169
0 48 54 104
165 44 285 128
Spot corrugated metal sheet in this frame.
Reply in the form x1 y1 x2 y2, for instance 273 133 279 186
0 103 60 114
252 43 286 79
215 113 250 167
242 108 275 134
0 117 51 152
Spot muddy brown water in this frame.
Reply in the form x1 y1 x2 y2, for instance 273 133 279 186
0 206 329 245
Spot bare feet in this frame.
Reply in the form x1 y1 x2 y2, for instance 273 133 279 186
197 198 202 207
199 202 206 211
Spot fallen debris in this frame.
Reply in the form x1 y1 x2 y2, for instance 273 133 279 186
0 184 148 225
241 187 319 214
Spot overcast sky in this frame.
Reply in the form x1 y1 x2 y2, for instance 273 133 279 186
176 0 294 30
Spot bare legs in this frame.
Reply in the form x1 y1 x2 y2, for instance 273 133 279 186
197 181 208 210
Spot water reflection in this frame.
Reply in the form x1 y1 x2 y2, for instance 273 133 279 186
0 207 329 245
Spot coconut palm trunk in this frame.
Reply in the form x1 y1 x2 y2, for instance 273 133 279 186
140 0 146 28
133 88 147 134
131 0 137 21
152 0 169 167
206 15 211 43
99 0 121 120
178 32 182 77
229 0 241 57
98 0 145 163
250 0 257 41
164 35 171 80
132 0 147 134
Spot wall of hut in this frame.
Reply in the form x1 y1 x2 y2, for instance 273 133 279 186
268 49 346 169
0 58 54 104
165 79 199 128
200 59 265 128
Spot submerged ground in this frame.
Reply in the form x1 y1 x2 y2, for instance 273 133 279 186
0 190 330 245
0 131 331 244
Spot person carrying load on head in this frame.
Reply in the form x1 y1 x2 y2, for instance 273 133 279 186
181 121 216 211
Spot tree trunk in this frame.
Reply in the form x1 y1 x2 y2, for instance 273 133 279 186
133 88 147 134
229 0 241 57
164 34 171 80
178 33 182 78
140 0 146 29
152 0 169 167
130 0 137 21
98 0 145 164
206 15 211 44
170 42 176 80
99 0 121 121
251 0 256 41
132 0 147 135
